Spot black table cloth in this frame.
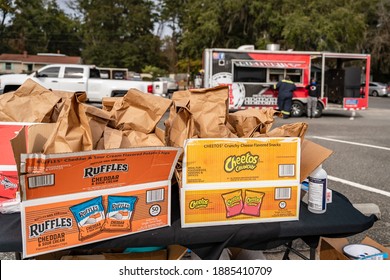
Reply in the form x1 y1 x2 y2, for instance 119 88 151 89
0 185 377 259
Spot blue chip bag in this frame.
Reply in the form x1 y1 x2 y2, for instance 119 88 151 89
103 195 137 231
69 196 105 240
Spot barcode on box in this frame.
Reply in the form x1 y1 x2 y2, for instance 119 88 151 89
28 174 55 189
275 187 291 200
278 164 295 177
146 188 164 203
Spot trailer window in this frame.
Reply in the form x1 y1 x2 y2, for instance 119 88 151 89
268 68 284 82
233 66 266 83
286 69 302 83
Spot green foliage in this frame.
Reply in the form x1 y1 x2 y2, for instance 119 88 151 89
176 58 202 79
74 0 166 72
3 0 82 55
1 0 390 79
142 65 167 79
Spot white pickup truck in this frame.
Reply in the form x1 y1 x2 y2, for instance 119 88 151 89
0 64 167 102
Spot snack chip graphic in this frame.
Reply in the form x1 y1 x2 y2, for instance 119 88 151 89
241 190 265 217
103 195 137 231
0 173 18 199
221 189 244 218
69 196 105 240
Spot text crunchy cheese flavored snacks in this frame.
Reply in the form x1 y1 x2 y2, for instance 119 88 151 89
69 196 105 240
241 190 265 217
221 189 244 218
103 195 137 231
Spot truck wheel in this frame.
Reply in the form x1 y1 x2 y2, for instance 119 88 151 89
291 101 304 117
314 103 323 118
112 90 127 97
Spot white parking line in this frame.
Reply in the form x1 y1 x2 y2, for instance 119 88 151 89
311 136 390 151
309 136 390 197
328 175 390 198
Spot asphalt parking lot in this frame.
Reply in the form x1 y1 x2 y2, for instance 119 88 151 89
278 96 390 249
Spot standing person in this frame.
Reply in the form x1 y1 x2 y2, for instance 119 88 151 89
306 78 320 119
275 76 296 119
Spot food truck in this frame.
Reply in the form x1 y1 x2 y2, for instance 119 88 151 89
203 46 371 117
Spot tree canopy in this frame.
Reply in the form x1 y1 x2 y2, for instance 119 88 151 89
1 0 389 80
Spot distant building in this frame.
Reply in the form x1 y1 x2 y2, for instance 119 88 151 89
0 51 82 74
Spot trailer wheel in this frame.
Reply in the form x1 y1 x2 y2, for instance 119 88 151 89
291 101 304 117
314 103 323 118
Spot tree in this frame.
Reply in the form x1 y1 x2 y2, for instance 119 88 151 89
73 0 166 71
364 0 390 79
0 0 14 53
3 0 82 55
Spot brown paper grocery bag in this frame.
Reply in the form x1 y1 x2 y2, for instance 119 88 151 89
188 86 236 138
102 127 164 149
165 86 236 147
256 122 308 139
109 89 172 134
50 91 87 123
121 130 164 147
42 94 94 153
0 79 61 122
164 94 196 148
102 97 122 112
228 108 281 137
100 127 123 150
83 104 112 149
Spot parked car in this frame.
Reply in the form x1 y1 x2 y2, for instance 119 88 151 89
156 77 179 95
361 82 390 97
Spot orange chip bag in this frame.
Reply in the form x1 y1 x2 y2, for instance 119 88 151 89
241 190 265 217
69 196 105 241
221 189 244 218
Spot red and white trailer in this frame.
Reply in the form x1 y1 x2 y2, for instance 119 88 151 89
203 47 371 117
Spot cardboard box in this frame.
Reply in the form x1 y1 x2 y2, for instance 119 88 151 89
34 245 187 260
12 124 181 258
0 122 36 201
183 138 301 186
181 138 301 227
61 245 187 260
180 137 333 228
320 236 390 260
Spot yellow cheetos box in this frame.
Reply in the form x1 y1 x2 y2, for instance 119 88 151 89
180 138 301 227
181 184 300 227
183 138 300 186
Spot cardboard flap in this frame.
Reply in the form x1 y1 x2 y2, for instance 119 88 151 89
320 237 390 260
59 245 187 260
26 123 57 153
300 140 333 182
320 237 349 260
167 245 188 260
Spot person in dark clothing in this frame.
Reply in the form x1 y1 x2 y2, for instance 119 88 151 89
305 78 320 118
275 76 296 119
